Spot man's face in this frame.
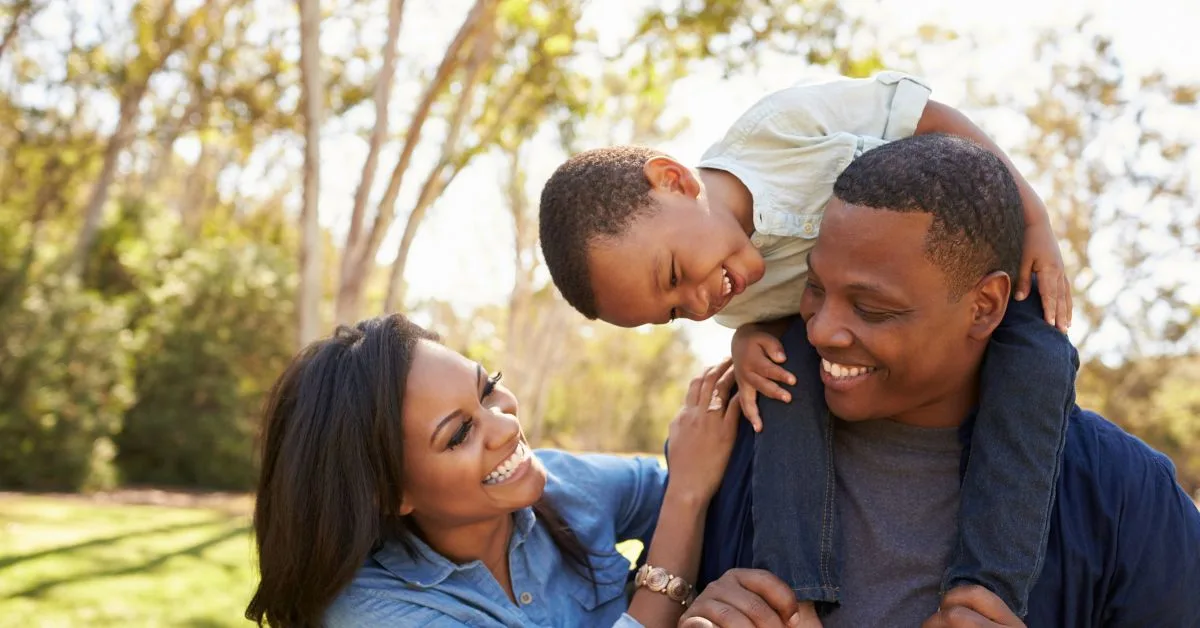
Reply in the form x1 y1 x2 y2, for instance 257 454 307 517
799 200 1001 428
587 189 765 328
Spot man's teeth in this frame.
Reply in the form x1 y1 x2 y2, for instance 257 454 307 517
721 268 732 297
483 442 530 485
821 358 876 379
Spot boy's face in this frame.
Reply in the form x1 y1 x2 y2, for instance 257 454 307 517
587 174 765 327
799 199 1006 428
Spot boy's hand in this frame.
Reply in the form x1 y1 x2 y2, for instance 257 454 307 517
1017 220 1072 333
731 325 795 432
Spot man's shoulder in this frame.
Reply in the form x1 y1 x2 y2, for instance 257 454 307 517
1058 406 1183 518
1063 407 1179 484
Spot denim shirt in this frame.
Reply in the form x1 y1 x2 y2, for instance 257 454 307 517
325 450 665 627
699 407 1200 626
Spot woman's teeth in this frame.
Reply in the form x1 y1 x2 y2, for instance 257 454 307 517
483 442 530 485
821 358 877 379
721 268 732 297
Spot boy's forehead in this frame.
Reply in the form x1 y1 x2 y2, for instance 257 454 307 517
588 239 664 327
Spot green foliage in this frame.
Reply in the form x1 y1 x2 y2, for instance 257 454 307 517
0 275 135 491
115 219 296 491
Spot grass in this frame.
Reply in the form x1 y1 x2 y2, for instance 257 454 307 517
0 492 644 628
0 493 255 628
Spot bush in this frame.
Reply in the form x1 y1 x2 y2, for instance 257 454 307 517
0 275 135 490
114 238 295 490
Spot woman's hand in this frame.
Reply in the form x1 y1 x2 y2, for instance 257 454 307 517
666 358 740 504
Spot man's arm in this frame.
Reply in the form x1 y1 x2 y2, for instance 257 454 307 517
1102 454 1200 626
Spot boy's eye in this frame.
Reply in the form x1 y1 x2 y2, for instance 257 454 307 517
668 308 677 322
669 259 678 288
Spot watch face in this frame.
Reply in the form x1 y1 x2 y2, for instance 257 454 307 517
666 577 690 600
646 567 671 592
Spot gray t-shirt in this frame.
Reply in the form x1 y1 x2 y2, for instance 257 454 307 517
823 417 963 628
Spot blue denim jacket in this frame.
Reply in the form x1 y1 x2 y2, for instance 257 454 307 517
326 450 665 627
699 407 1200 626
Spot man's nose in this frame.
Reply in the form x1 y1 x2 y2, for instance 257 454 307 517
806 303 854 349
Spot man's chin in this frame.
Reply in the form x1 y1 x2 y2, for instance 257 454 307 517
824 394 880 423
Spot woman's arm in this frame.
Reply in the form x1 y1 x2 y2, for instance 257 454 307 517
623 361 740 628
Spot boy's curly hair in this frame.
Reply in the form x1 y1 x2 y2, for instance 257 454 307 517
538 146 666 319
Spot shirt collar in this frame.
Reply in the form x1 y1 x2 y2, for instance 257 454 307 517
372 507 538 588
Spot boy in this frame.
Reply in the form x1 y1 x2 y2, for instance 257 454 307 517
538 73 1076 622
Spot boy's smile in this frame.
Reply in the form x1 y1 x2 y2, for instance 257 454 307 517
587 159 764 327
587 195 764 327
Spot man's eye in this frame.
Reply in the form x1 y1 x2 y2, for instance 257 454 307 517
855 306 896 322
805 280 824 295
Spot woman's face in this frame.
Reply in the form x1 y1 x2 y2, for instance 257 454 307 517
398 340 547 526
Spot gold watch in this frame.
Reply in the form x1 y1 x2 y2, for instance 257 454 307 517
634 563 695 607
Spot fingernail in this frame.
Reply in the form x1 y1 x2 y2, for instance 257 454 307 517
782 394 792 403
776 353 786 362
788 377 797 385
788 612 803 628
1015 291 1026 300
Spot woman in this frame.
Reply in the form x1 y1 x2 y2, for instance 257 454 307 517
244 313 740 627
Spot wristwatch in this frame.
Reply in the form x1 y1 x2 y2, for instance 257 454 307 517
634 563 696 607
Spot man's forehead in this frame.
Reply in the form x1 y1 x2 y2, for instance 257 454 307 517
816 203 941 291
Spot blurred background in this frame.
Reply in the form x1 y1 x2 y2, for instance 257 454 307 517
0 0 1197 625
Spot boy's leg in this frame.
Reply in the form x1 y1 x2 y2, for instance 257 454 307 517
943 279 1078 616
752 319 841 605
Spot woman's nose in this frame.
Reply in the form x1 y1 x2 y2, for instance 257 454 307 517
482 405 521 450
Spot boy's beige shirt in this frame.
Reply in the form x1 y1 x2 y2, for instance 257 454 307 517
700 71 932 329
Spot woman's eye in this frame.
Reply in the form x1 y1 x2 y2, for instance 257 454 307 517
447 418 473 450
482 372 502 399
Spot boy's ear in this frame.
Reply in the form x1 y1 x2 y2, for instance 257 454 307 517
967 271 1010 340
644 156 701 198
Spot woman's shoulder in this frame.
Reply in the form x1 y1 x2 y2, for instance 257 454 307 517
535 449 665 500
325 564 478 627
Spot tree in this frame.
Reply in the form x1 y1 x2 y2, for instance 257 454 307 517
72 1 189 273
296 0 324 345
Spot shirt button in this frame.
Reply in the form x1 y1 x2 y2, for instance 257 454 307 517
519 592 533 605
803 222 815 235
751 234 763 247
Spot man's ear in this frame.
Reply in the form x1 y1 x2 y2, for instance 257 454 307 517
967 271 1010 340
644 156 701 198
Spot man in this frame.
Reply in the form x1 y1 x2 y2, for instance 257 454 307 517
683 134 1200 627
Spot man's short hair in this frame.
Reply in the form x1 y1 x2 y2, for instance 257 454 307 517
833 134 1024 300
539 146 665 319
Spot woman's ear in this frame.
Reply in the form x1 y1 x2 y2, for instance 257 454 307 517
968 271 1011 340
398 494 414 517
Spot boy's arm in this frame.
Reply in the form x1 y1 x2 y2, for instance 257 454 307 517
915 101 1071 331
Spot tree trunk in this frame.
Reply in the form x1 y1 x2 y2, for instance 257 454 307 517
342 0 489 317
0 0 36 62
335 0 405 325
381 12 494 311
71 86 146 274
296 0 324 346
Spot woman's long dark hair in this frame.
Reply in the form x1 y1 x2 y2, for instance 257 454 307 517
245 314 592 627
